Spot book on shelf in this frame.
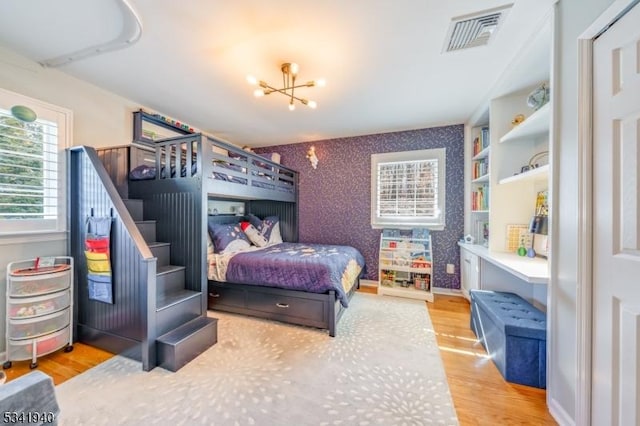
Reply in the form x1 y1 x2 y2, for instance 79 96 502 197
535 190 549 216
472 157 489 179
473 127 490 156
472 184 489 211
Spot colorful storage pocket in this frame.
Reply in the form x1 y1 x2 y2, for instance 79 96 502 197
85 251 111 273
85 237 110 253
87 274 113 304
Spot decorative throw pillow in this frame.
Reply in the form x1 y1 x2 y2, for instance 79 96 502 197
240 222 268 247
247 213 263 230
206 233 214 255
207 222 250 253
261 216 283 244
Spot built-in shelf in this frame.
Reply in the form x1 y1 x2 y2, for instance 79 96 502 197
472 145 490 160
471 209 489 214
472 173 490 184
499 103 551 144
499 164 549 185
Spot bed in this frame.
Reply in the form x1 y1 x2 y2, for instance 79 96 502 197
123 133 363 336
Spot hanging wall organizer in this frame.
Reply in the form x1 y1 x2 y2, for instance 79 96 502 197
85 216 114 304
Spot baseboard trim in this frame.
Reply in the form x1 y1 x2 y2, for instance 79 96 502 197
548 396 574 426
360 279 378 288
432 287 464 297
359 280 464 298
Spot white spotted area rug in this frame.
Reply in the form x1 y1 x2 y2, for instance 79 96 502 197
56 293 459 425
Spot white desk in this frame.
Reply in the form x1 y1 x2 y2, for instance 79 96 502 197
458 243 548 284
458 243 548 310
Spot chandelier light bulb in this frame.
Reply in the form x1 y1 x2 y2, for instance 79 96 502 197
289 62 299 76
315 78 326 87
246 75 258 85
253 88 265 97
288 102 296 111
307 100 317 109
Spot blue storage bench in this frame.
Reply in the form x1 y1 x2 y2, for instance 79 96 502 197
470 290 546 388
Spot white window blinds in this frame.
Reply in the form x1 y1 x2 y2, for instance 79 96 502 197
371 148 446 229
0 88 71 235
0 110 59 220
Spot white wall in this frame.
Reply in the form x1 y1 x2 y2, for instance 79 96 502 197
549 0 615 424
0 46 139 148
0 47 143 353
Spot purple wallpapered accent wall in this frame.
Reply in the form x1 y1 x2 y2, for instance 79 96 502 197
255 124 464 289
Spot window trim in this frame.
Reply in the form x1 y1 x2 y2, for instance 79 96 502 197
0 88 72 236
370 148 446 230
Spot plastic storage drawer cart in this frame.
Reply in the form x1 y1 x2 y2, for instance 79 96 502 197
4 257 74 370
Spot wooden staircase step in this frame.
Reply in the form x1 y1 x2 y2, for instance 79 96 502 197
134 220 156 243
157 316 218 372
156 288 200 311
156 289 201 336
156 265 186 296
148 242 171 267
122 199 144 221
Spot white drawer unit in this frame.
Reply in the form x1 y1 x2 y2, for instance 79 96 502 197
8 290 71 320
4 257 74 370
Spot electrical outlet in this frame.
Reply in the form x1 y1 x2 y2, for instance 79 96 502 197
446 263 455 274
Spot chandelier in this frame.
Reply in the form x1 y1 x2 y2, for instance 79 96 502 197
247 63 325 111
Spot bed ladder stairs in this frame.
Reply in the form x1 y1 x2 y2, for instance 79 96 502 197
123 199 217 372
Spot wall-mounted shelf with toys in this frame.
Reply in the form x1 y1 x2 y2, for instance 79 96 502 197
378 228 433 302
133 109 197 144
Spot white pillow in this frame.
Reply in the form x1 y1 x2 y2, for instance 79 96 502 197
268 221 283 244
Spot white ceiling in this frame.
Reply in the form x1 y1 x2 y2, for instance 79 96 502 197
0 0 556 147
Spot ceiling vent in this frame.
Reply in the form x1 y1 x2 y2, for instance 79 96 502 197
443 4 513 53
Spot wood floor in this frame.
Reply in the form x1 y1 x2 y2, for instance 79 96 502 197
5 290 556 425
428 294 556 426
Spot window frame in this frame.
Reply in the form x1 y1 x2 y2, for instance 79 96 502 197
0 88 72 236
370 148 446 230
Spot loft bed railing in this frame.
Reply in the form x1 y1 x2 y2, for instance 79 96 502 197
68 146 158 371
129 134 298 202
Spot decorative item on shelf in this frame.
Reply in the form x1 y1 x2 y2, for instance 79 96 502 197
463 234 475 244
516 150 549 175
306 146 319 169
526 82 550 110
511 114 525 126
506 224 529 252
247 62 326 110
517 238 527 256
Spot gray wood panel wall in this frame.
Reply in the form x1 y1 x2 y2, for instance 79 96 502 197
69 150 152 347
97 146 130 199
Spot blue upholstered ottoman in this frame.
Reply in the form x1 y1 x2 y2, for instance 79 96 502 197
470 290 547 388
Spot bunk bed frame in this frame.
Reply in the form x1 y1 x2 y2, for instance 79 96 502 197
126 133 358 336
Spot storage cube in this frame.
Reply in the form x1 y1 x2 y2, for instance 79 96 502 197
470 289 547 388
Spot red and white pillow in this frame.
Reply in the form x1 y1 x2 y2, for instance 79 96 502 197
240 222 268 247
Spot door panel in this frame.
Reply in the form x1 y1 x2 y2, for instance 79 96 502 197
592 3 640 425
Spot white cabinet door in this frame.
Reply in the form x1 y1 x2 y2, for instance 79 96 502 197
460 247 480 300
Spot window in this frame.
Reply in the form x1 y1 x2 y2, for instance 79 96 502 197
371 148 446 230
0 88 71 235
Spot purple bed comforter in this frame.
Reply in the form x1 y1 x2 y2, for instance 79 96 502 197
225 243 365 307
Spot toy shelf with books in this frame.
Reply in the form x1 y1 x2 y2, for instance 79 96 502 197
378 228 433 302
